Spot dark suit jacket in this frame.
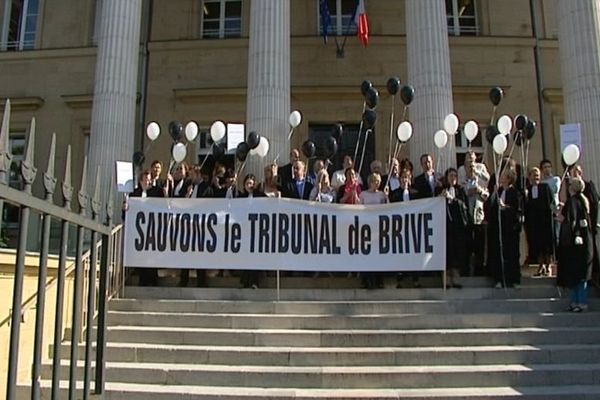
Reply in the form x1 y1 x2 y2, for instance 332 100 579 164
389 187 419 203
278 163 293 186
413 172 442 199
281 179 314 200
239 190 267 198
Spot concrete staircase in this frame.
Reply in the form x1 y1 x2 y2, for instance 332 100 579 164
23 277 600 399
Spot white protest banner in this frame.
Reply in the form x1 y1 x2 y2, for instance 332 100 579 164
123 197 446 272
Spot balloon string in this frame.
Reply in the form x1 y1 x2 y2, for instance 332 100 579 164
198 143 214 172
385 142 402 190
353 102 367 165
287 127 295 141
357 129 371 176
388 96 396 173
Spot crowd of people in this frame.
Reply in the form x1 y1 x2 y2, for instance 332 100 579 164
124 149 599 311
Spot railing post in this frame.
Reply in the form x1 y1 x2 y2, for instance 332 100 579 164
51 145 73 400
6 118 37 400
0 99 13 236
95 183 113 395
68 158 89 400
83 170 101 400
31 134 57 400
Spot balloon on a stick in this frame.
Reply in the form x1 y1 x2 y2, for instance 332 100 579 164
497 115 513 135
464 120 479 142
493 134 508 155
396 121 413 142
443 113 460 135
562 144 581 166
289 110 302 128
210 120 226 142
185 121 199 141
146 122 160 141
171 142 187 162
434 130 448 149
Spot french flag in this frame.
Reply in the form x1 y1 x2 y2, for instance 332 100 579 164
354 0 369 47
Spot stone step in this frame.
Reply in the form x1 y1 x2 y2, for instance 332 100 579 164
57 342 600 366
42 361 600 389
109 298 596 315
106 310 600 329
102 325 600 347
20 380 600 400
124 284 568 301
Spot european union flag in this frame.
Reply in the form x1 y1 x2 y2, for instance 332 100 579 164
320 0 332 44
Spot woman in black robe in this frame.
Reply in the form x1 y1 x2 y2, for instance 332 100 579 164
557 177 593 312
438 168 469 288
524 167 554 276
487 168 523 288
239 174 266 288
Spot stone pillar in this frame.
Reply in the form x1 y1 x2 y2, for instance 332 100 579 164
406 0 455 172
88 0 142 219
556 0 600 184
245 0 290 178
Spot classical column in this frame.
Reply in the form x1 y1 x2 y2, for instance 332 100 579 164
245 0 290 178
406 0 454 172
88 0 142 220
556 0 600 184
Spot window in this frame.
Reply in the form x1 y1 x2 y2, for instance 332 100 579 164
446 0 478 36
454 125 484 167
318 0 357 36
309 123 373 183
201 0 241 39
1 0 39 50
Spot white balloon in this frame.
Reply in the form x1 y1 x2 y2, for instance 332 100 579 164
289 110 302 128
172 142 187 163
256 136 270 158
146 122 160 141
497 115 513 136
562 144 581 166
210 120 226 142
396 121 413 142
443 113 460 135
185 121 199 142
493 134 508 155
464 120 479 141
434 130 448 149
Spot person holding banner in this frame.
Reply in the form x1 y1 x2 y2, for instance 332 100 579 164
360 172 388 289
488 168 523 289
150 159 165 188
261 163 281 198
310 170 336 203
382 158 401 192
439 168 468 288
414 154 442 199
390 168 421 288
164 161 190 198
281 161 313 200
332 155 362 190
186 164 210 199
557 176 593 312
123 170 164 286
338 168 362 205
279 148 300 186
239 174 266 289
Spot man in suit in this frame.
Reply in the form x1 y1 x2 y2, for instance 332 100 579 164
123 170 163 286
186 165 210 199
278 148 300 187
281 160 313 200
413 153 442 199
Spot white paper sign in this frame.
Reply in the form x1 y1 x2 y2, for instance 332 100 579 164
227 123 245 152
115 161 134 193
123 197 446 272
560 123 582 151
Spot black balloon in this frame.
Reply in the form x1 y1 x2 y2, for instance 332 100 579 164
362 109 377 129
525 120 536 140
324 137 338 159
332 123 344 140
489 87 504 106
236 142 250 162
365 87 379 109
132 151 145 167
360 80 373 96
168 121 183 141
514 114 528 130
386 77 401 96
213 142 226 159
246 131 260 149
485 125 500 144
400 85 415 105
302 140 316 158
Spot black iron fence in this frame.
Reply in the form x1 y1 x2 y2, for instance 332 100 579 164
0 99 124 400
